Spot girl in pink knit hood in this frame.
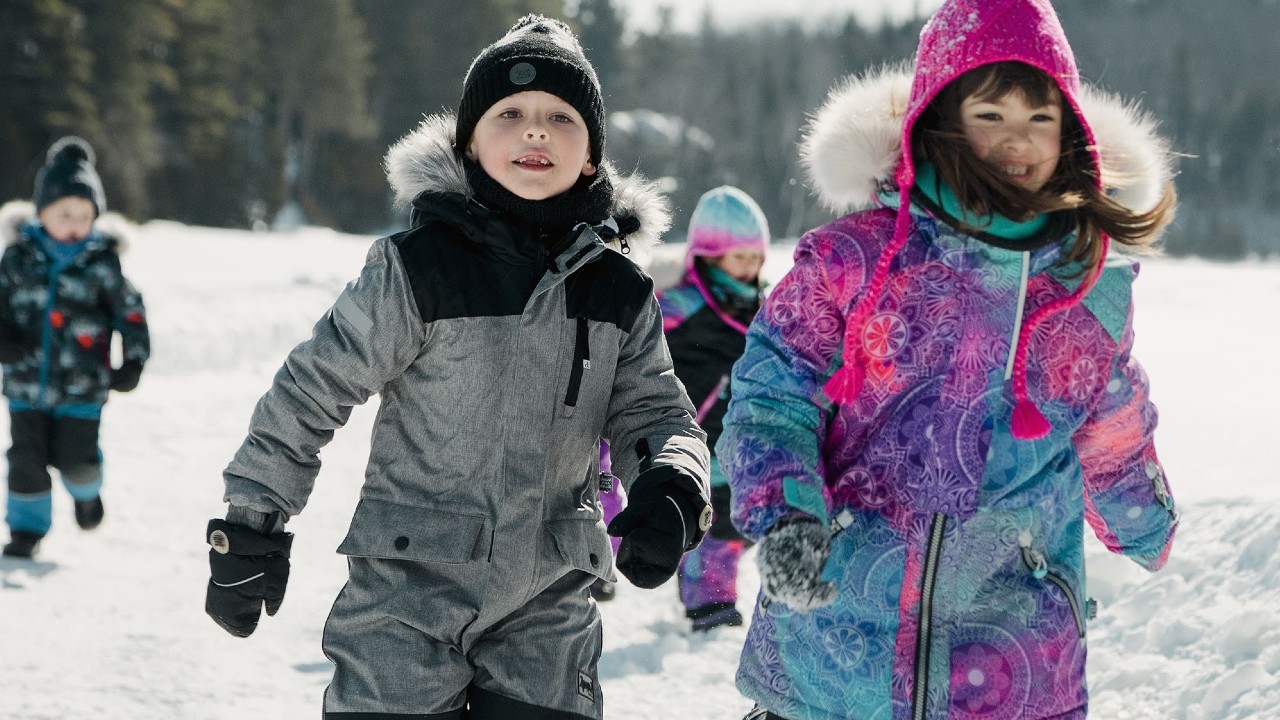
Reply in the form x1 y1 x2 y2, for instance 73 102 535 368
720 1 1179 718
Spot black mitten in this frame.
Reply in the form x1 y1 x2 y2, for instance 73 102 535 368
607 468 710 589
109 359 143 392
205 518 293 638
756 518 837 611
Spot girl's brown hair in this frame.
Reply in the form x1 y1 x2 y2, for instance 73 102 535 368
911 62 1175 270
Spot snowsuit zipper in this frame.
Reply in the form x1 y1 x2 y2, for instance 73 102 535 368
563 316 591 407
1019 532 1086 638
912 513 947 720
1003 251 1031 382
694 374 730 425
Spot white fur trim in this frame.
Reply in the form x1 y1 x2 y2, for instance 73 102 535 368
1077 85 1174 215
801 65 913 214
0 199 134 252
801 66 1175 217
383 114 670 253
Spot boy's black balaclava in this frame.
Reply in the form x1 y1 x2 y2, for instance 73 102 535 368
33 136 106 217
454 15 613 235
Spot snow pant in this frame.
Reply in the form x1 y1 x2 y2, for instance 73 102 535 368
322 558 604 719
677 462 749 610
5 405 103 536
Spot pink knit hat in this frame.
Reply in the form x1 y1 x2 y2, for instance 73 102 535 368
684 185 770 269
823 0 1107 441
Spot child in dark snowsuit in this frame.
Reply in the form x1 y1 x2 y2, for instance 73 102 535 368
720 1 1179 717
657 186 769 631
203 16 711 720
0 137 149 558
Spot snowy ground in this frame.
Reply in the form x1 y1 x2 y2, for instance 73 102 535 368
0 222 1277 719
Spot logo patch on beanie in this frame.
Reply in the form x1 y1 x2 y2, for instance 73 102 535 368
509 62 536 85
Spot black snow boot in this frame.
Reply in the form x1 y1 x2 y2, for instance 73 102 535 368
3 531 44 558
687 601 744 632
589 577 617 602
74 496 104 530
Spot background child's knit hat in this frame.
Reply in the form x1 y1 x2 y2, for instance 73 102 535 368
454 15 605 167
684 186 770 269
33 136 106 217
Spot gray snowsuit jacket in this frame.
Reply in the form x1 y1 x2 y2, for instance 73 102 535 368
223 116 710 626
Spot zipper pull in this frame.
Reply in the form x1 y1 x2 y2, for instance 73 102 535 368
1019 530 1048 579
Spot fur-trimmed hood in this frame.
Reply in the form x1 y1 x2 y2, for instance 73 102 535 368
0 199 136 253
801 65 1175 217
383 114 671 252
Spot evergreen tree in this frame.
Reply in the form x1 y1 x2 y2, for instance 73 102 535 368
73 0 180 218
149 0 267 227
0 0 98 203
249 0 376 229
573 0 625 95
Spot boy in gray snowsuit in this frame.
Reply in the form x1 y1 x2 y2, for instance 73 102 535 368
204 16 711 720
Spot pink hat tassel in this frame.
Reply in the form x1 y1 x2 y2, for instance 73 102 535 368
824 198 915 405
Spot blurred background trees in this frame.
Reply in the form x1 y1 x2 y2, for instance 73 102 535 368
2 0 1277 257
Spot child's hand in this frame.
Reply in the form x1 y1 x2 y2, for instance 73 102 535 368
607 469 709 589
109 359 143 392
756 518 837 611
204 519 293 638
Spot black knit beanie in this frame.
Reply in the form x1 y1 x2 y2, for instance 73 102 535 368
33 136 106 217
454 15 605 167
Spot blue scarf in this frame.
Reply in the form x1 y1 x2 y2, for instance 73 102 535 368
26 221 91 274
911 162 1049 241
704 263 760 315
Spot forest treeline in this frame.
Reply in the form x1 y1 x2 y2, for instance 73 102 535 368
3 0 1277 256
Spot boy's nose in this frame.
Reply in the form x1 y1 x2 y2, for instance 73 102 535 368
525 124 549 140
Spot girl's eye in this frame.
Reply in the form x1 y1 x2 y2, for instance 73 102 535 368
1032 114 1058 123
976 112 1001 122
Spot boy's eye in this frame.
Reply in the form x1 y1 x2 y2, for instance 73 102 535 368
499 109 521 119
551 113 574 124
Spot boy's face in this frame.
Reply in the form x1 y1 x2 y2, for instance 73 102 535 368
960 89 1062 193
38 196 96 243
466 91 596 201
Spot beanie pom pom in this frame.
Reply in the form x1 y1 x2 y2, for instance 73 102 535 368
47 136 95 165
824 363 865 405
1010 399 1052 441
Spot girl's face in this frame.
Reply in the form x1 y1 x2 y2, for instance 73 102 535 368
37 196 96 243
711 249 765 283
960 89 1062 193
466 90 596 201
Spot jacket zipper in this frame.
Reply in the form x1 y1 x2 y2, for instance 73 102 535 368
912 513 947 720
1019 533 1086 639
694 374 730 424
1003 251 1031 382
563 316 590 407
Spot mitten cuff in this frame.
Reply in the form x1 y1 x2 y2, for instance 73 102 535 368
226 504 286 534
207 517 292 557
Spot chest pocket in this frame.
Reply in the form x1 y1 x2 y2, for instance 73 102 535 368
562 316 591 416
559 316 620 420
